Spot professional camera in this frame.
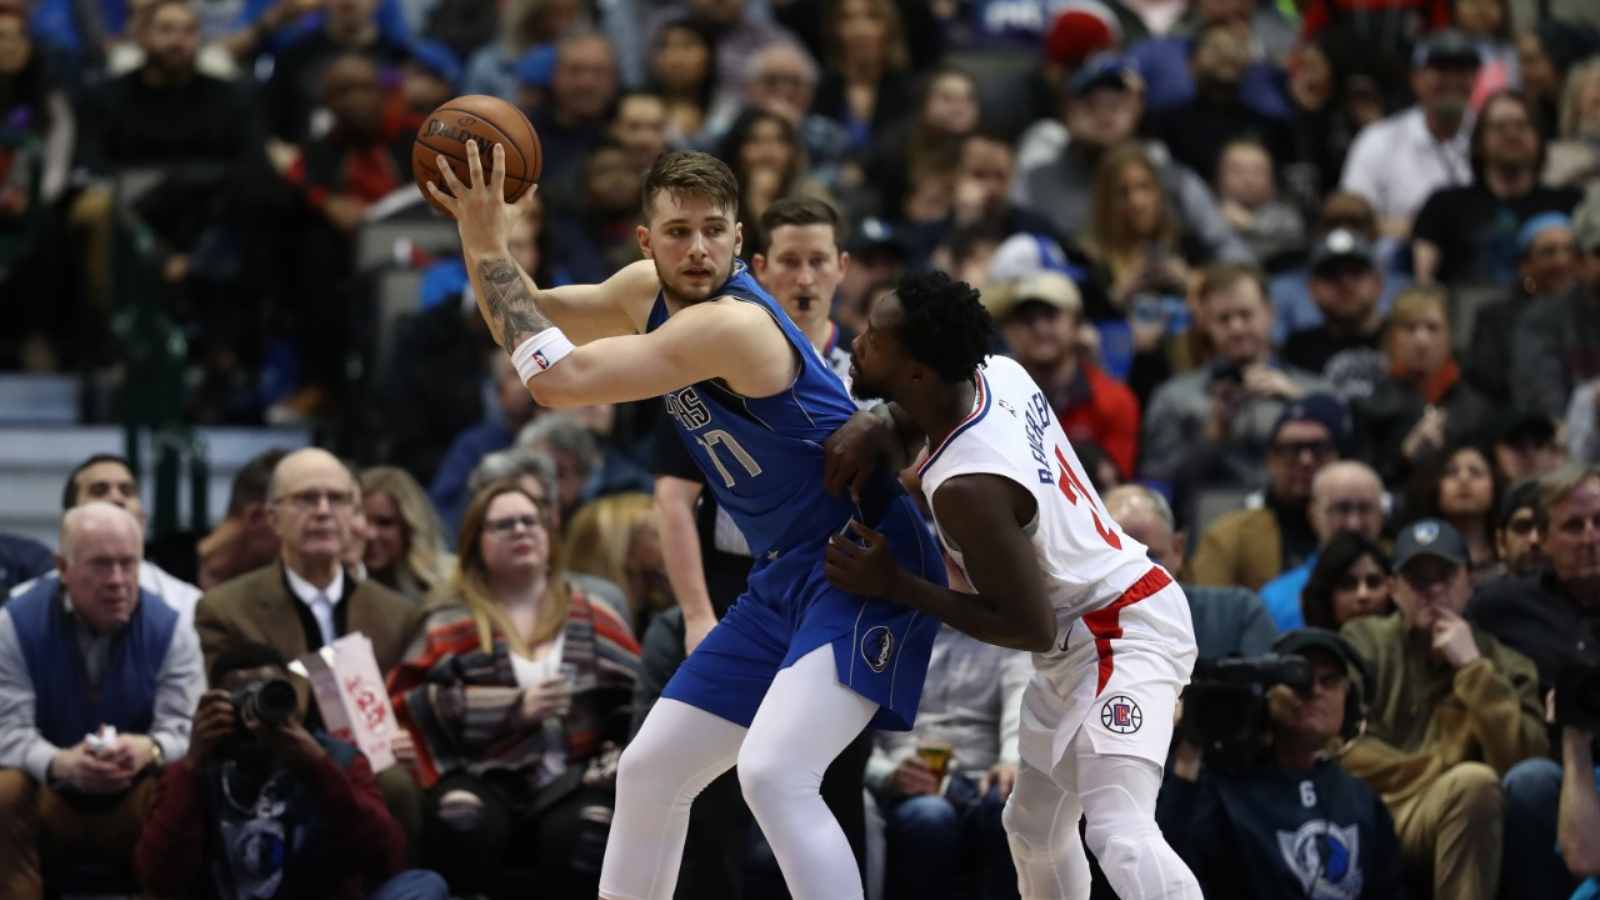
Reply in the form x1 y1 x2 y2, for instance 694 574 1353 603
1180 654 1312 767
231 677 298 728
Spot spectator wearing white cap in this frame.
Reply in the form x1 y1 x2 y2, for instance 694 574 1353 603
986 271 1142 478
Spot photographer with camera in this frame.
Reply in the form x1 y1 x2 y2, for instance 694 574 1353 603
1158 628 1407 899
1340 518 1547 900
134 642 448 900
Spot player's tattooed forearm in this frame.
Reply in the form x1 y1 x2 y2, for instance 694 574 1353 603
477 258 552 347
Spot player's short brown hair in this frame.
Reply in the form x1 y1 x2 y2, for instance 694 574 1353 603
642 150 739 223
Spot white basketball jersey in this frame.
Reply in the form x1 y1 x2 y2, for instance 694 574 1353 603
918 355 1155 623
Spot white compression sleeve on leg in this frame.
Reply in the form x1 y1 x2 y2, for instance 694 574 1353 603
509 327 575 382
1003 759 1091 900
599 699 746 900
1078 753 1202 900
737 644 879 900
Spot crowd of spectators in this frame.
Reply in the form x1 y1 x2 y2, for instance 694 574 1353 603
3 0 1600 897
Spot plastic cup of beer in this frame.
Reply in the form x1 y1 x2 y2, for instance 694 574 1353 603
915 741 953 783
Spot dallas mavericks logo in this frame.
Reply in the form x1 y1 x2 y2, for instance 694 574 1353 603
1277 820 1363 900
861 626 894 673
1100 695 1142 734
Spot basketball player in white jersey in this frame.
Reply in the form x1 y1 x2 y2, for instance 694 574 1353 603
824 271 1202 900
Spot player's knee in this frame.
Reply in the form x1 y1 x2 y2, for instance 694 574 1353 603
614 736 668 800
736 742 804 817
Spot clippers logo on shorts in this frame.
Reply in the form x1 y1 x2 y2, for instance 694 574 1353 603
665 387 713 431
1099 695 1142 734
861 625 895 673
1277 820 1363 900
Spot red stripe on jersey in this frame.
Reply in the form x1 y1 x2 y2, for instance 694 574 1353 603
1082 566 1173 696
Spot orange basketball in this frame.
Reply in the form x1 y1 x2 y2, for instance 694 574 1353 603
412 94 542 218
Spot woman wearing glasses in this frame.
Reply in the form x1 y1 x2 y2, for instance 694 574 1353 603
387 479 641 898
1300 532 1395 631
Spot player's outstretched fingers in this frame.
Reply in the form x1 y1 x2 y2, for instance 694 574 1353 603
489 142 506 198
426 179 460 217
435 154 468 199
464 138 484 190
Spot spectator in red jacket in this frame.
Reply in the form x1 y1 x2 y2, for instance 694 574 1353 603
134 642 447 900
985 270 1141 478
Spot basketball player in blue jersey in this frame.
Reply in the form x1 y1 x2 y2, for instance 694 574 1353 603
426 145 945 900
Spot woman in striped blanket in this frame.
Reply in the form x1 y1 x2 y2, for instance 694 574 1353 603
387 478 641 897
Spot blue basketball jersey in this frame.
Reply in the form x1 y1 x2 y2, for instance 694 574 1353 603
647 262 875 557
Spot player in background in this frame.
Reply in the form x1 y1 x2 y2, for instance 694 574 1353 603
425 145 944 900
823 271 1202 900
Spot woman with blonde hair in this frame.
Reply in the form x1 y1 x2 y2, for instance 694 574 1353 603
388 479 639 896
562 492 671 634
1085 143 1193 313
1352 286 1494 485
1545 57 1600 187
359 466 453 603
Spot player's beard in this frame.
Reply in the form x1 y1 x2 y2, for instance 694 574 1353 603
657 256 733 306
847 356 887 402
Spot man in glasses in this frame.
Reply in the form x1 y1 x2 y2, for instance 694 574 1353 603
1259 460 1386 631
1188 393 1347 591
194 448 420 679
1340 517 1546 900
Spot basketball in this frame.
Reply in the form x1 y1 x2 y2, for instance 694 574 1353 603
412 95 542 218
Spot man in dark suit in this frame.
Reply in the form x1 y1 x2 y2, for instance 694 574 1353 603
194 447 425 852
195 447 418 676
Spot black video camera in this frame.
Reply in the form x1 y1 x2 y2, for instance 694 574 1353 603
1180 654 1313 767
231 678 298 729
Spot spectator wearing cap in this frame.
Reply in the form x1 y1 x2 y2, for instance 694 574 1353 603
1281 229 1388 393
1013 0 1127 136
1104 485 1279 659
1354 286 1494 486
1340 518 1545 900
1011 52 1251 266
1259 460 1386 632
1158 628 1407 900
1187 392 1349 592
1412 90 1582 290
1340 31 1480 239
1140 263 1327 503
1268 191 1410 346
1511 192 1600 420
988 272 1142 478
530 31 619 197
1465 211 1581 406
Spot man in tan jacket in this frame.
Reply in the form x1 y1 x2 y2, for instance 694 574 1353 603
1340 518 1546 900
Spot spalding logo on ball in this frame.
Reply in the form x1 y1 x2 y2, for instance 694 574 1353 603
411 95 543 218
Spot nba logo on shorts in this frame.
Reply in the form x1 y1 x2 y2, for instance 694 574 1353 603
861 626 895 674
533 351 551 371
1100 695 1142 734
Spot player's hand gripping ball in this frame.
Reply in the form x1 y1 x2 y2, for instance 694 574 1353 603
412 94 542 218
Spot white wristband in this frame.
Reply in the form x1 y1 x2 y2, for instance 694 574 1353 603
510 328 575 382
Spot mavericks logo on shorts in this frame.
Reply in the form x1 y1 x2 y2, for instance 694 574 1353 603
1100 695 1142 734
861 625 895 673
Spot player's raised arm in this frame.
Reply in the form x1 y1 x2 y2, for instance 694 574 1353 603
429 141 649 346
825 473 1057 652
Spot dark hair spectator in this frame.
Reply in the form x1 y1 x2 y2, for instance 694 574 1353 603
1300 530 1393 629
